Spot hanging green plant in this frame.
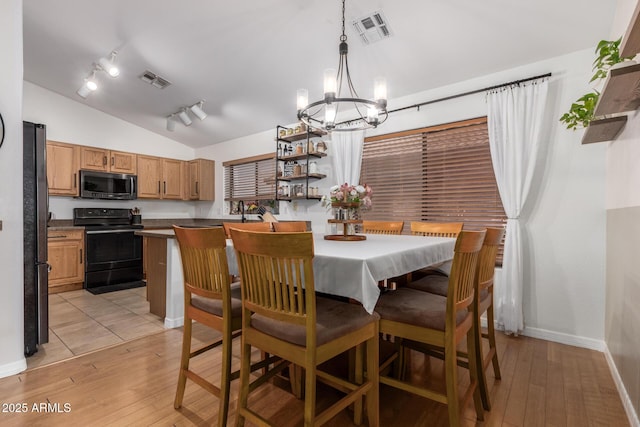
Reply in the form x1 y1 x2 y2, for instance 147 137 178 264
560 37 634 130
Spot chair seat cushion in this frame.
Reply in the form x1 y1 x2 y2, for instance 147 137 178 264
251 296 379 347
374 288 467 331
407 275 489 301
190 282 242 319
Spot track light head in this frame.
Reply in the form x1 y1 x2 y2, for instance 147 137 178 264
190 101 207 121
98 51 120 78
76 70 98 98
166 115 176 131
177 109 192 126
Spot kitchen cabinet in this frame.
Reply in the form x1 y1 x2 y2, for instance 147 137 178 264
80 146 137 174
137 155 184 199
186 159 215 200
46 140 79 196
275 125 327 201
48 229 84 293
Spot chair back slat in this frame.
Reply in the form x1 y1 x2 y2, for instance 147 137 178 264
410 221 463 238
446 230 485 317
232 230 314 327
478 228 505 291
173 226 230 300
362 220 404 235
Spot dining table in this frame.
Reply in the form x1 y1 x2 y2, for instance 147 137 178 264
226 233 456 314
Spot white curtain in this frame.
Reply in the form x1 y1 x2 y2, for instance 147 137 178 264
487 78 549 335
330 130 365 186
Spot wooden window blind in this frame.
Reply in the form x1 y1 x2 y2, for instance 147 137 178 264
223 153 275 201
361 117 507 262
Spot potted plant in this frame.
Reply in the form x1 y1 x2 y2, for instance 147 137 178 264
560 37 634 130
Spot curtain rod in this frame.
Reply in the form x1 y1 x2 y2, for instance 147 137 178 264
387 72 552 115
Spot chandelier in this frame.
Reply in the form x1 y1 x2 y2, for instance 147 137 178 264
296 0 388 132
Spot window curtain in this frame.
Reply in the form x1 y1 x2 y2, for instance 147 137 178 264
487 78 548 335
330 130 365 186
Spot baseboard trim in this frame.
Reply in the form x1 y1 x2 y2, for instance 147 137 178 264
164 316 184 329
0 358 27 379
604 345 640 427
480 319 605 351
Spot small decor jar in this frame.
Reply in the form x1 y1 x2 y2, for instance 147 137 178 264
308 161 318 174
316 141 327 153
293 164 302 176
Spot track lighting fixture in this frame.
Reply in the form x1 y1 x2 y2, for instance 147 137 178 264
166 101 207 130
98 51 120 77
166 114 176 131
76 50 121 99
190 101 207 120
76 70 98 98
177 109 192 126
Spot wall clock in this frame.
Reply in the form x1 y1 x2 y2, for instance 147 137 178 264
0 112 4 149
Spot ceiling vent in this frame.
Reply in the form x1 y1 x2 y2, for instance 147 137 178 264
352 10 392 45
139 70 172 89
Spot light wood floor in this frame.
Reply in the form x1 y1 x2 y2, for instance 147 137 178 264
27 287 165 369
1 323 629 426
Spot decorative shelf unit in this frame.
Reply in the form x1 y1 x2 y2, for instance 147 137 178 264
581 3 640 145
324 202 366 241
275 125 327 201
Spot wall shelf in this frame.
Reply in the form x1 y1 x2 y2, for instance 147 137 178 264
620 0 640 57
581 116 628 145
593 63 640 117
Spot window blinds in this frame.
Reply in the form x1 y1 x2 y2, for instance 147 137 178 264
223 154 275 201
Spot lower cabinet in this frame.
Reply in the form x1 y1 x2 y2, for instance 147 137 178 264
48 229 84 294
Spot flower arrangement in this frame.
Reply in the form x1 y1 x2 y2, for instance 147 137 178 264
322 183 372 209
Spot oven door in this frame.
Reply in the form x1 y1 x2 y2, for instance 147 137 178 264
85 229 143 288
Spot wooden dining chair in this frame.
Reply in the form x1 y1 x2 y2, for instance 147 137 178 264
374 230 486 427
409 221 464 279
222 221 272 238
230 229 380 427
272 221 308 232
171 226 243 427
173 226 278 425
361 220 404 235
405 227 505 410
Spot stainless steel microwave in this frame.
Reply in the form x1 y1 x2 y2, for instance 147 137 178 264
79 170 137 200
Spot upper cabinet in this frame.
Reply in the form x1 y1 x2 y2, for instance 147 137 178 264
46 140 79 196
137 155 184 200
187 159 215 201
80 147 137 174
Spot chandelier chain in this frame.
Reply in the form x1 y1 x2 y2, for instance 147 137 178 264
340 0 347 41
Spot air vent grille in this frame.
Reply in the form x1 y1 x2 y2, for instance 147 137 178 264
139 70 172 89
352 10 392 45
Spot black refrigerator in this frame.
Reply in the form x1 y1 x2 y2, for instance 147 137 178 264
23 121 49 356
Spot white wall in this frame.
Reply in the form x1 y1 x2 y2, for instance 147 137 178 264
0 0 27 377
23 82 200 220
198 48 608 346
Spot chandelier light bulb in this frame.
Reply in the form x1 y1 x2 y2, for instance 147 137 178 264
367 106 379 124
374 77 387 106
323 69 337 99
325 103 337 127
297 89 309 111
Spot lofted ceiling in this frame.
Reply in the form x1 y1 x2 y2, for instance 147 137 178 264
23 0 615 149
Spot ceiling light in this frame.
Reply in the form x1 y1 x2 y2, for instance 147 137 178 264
76 70 98 98
297 0 388 132
177 109 192 126
166 115 176 132
98 51 120 78
190 101 207 121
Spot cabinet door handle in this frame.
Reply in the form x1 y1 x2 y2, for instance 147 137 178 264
103 156 107 166
111 157 114 166
73 173 77 188
157 181 161 193
195 182 199 195
163 181 166 194
79 248 83 264
49 235 67 239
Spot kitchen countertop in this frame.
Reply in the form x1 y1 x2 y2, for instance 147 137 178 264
134 229 177 239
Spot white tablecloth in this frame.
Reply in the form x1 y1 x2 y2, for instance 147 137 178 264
227 233 455 314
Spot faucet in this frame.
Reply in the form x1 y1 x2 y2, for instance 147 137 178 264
238 200 246 223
